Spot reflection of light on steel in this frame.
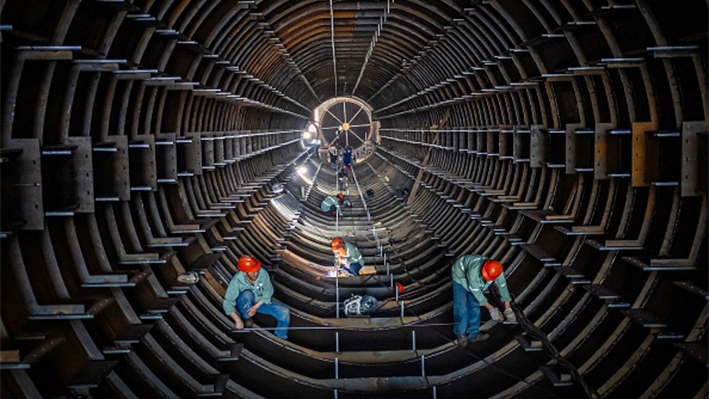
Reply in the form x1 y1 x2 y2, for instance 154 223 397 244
307 123 317 133
294 166 312 185
297 175 312 185
269 190 295 221
302 131 312 139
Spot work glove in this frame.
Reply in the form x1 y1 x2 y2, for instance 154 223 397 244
489 307 503 322
504 308 517 323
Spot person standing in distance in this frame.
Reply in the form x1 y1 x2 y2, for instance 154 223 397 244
328 144 338 168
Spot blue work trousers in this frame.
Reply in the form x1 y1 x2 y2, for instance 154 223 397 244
453 281 481 339
349 262 363 276
340 261 364 276
236 290 290 339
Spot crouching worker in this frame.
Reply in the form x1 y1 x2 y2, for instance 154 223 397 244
338 166 349 181
331 237 364 276
451 255 515 348
223 255 290 340
321 193 345 217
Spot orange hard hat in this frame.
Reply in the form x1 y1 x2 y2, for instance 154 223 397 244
238 255 261 273
336 193 344 200
481 260 503 282
331 237 344 250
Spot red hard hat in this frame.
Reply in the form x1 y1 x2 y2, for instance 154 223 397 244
238 255 261 273
336 193 344 200
395 282 404 294
481 260 503 282
331 237 344 250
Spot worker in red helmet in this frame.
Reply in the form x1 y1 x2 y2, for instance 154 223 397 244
223 255 290 339
338 165 349 181
451 255 515 348
331 237 364 276
321 192 345 217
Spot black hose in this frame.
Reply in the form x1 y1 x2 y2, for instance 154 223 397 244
508 296 600 399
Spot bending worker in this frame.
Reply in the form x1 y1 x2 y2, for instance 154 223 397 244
223 255 290 340
321 193 345 217
331 237 364 276
451 255 516 347
338 165 349 182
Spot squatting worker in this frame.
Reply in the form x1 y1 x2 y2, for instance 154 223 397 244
223 255 290 340
331 237 364 276
451 255 516 348
338 165 349 181
321 193 345 217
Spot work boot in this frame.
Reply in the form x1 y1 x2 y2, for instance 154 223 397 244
243 318 254 328
456 335 468 348
469 332 490 343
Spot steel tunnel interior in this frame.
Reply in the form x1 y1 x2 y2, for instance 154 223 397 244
0 0 707 398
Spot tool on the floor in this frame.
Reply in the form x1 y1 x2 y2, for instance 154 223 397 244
343 295 378 316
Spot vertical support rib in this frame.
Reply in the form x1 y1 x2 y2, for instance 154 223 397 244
329 0 338 95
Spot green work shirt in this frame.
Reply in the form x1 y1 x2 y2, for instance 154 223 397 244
340 242 364 267
223 268 274 315
321 196 342 216
451 255 511 306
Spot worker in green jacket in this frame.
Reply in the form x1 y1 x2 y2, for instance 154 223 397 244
223 255 290 339
331 237 364 276
451 255 516 347
321 193 345 216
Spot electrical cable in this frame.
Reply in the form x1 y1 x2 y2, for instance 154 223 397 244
382 283 565 399
508 298 599 399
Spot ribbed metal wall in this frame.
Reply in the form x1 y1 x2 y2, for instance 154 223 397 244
1 1 706 398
